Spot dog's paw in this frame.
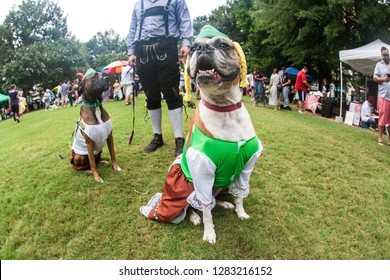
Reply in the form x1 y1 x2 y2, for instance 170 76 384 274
236 208 250 220
203 228 217 244
94 175 104 183
189 209 201 225
113 164 122 172
216 200 235 209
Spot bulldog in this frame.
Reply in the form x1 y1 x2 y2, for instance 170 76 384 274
140 25 263 244
70 69 121 182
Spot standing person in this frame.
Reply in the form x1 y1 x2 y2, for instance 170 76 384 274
73 80 79 106
43 89 51 110
8 84 20 123
269 68 280 109
253 68 264 106
373 46 390 146
280 67 291 110
121 64 135 105
67 81 74 107
127 0 193 157
61 80 69 108
113 79 122 101
322 78 330 96
57 82 63 107
295 66 310 114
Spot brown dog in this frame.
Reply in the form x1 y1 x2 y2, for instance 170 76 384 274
70 69 121 182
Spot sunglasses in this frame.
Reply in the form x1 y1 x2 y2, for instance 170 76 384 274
383 54 389 58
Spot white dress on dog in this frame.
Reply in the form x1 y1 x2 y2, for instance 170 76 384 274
72 119 113 155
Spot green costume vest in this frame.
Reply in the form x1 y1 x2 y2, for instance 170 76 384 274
181 124 260 187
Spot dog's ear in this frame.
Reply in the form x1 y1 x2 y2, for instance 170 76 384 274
78 79 85 95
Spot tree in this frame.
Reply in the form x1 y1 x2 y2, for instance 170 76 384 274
2 39 88 93
86 29 127 71
3 0 69 48
251 0 390 84
0 0 87 94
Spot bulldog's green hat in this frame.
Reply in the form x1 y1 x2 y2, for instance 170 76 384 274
84 68 96 79
195 25 229 42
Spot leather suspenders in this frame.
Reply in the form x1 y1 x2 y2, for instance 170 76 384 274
138 0 173 40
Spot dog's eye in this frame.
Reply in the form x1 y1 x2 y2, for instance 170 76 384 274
219 42 230 49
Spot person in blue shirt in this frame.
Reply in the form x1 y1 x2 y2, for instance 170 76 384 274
127 0 193 157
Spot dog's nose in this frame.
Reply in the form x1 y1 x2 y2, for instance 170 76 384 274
196 43 215 53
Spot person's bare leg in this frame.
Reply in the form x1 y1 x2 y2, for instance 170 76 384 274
378 126 384 145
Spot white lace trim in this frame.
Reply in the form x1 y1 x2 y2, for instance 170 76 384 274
229 183 250 198
187 191 216 211
140 192 162 219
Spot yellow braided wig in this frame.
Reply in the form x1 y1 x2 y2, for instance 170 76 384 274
184 58 192 99
233 41 248 88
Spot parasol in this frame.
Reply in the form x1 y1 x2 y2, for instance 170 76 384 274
101 60 128 74
51 85 60 92
76 72 84 79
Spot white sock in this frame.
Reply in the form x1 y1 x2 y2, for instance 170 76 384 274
149 108 162 134
168 107 183 138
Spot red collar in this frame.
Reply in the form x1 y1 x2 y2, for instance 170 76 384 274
201 99 242 112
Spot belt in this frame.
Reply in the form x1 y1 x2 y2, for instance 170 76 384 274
139 36 177 45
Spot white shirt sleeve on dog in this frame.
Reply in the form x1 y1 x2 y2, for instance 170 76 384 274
185 147 216 207
231 141 263 197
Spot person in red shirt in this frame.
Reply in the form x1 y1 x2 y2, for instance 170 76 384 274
295 66 310 114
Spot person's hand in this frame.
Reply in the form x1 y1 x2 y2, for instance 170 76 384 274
128 55 136 64
179 45 190 65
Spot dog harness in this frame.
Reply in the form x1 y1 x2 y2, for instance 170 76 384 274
72 119 113 156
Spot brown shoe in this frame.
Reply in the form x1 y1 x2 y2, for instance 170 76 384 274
144 134 164 153
175 137 185 157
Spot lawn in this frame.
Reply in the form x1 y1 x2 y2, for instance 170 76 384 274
0 94 389 260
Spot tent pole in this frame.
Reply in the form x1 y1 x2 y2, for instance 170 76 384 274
340 61 343 118
365 76 367 100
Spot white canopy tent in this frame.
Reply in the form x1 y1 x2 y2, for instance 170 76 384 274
338 39 390 119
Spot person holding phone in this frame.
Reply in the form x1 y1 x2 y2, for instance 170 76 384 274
373 46 390 146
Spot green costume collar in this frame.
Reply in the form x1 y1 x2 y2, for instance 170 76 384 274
83 101 102 108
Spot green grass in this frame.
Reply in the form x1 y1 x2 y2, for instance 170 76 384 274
0 94 389 260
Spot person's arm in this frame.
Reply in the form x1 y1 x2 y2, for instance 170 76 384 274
127 7 139 63
374 74 390 83
176 0 193 65
373 63 390 83
176 0 193 48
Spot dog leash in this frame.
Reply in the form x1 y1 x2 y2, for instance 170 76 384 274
128 92 136 144
128 65 137 144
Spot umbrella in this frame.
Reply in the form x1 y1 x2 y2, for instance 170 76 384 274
76 72 84 79
0 93 9 104
101 60 128 74
51 85 60 92
278 67 313 81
